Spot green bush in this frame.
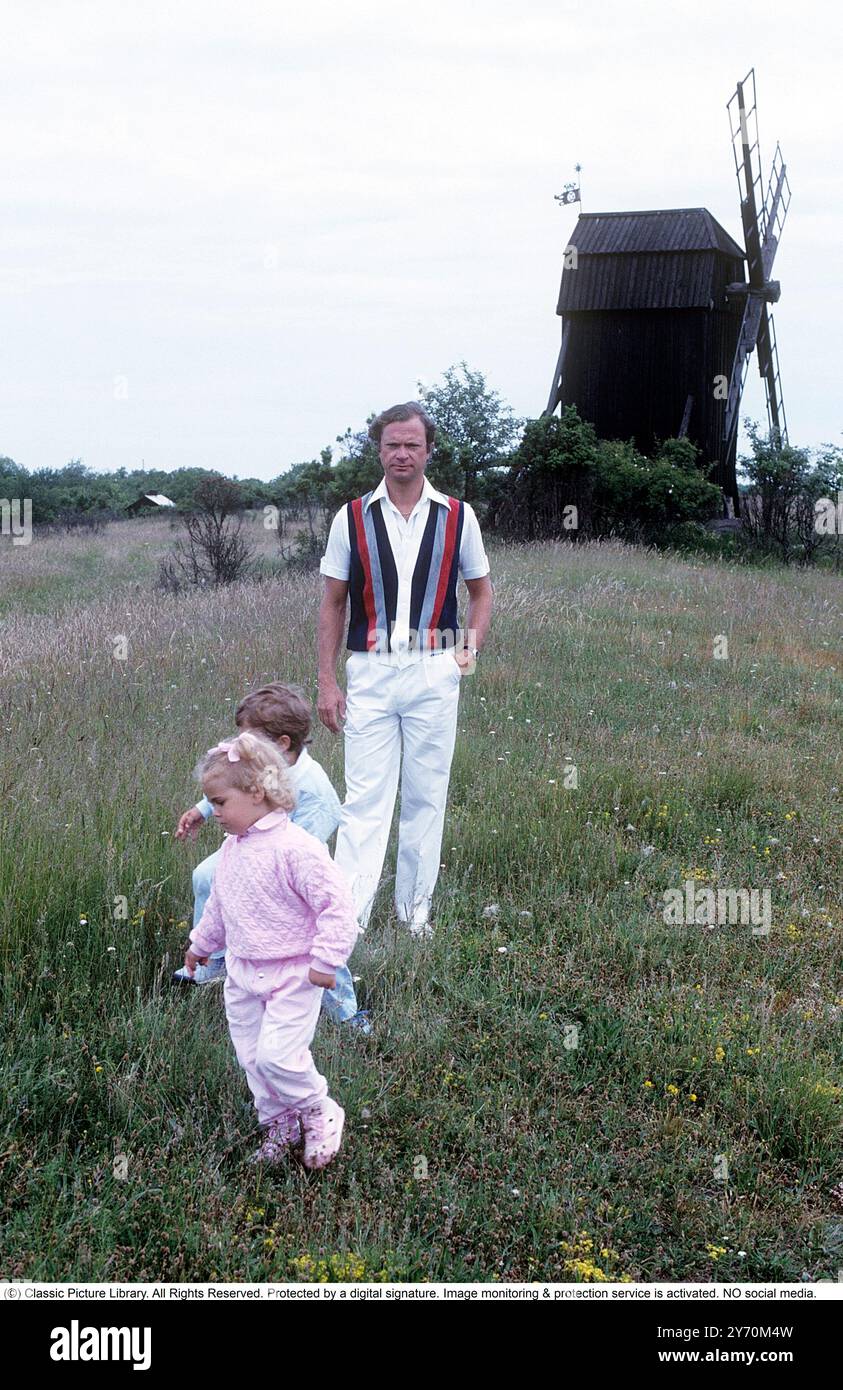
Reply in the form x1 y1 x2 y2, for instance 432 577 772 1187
740 424 843 566
489 408 721 541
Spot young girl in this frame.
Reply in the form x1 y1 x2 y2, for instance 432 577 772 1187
184 730 360 1170
173 680 369 1035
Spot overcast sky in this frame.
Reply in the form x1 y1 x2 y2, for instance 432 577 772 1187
1 0 840 481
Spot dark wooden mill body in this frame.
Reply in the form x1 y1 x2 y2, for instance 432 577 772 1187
546 71 790 518
547 208 745 505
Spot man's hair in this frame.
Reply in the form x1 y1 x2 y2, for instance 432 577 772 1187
234 682 312 754
368 401 436 450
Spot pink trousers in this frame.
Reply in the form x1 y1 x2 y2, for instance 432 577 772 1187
223 952 328 1126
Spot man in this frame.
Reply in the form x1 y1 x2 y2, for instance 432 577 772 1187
317 401 493 936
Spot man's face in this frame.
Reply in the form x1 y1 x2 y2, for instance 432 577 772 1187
379 416 430 490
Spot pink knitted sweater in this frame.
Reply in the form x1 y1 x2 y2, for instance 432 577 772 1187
188 809 359 975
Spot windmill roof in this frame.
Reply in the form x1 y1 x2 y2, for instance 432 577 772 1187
566 208 745 259
556 208 746 313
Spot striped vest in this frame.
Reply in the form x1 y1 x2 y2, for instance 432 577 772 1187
346 491 465 653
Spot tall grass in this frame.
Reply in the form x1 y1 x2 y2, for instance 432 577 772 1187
0 513 285 619
1 528 841 1281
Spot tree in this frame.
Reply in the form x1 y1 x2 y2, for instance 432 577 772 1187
487 407 599 539
0 455 27 487
740 423 843 565
418 361 522 504
740 423 813 564
270 449 338 570
490 406 721 542
157 477 254 591
329 429 382 506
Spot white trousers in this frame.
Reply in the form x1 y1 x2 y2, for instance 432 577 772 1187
333 650 463 929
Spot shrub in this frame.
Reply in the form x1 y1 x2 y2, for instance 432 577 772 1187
739 424 843 566
156 478 254 592
490 408 721 541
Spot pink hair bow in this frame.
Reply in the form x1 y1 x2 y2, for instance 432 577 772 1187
208 739 241 762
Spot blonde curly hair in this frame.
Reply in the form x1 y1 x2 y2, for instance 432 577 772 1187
194 730 296 813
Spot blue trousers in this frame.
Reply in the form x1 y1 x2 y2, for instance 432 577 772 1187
192 849 359 1022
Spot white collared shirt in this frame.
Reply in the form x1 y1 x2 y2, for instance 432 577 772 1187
320 475 489 664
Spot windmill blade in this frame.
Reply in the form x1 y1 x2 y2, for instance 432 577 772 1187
727 69 767 288
724 70 790 455
757 305 788 446
755 298 773 382
723 293 764 450
762 144 790 278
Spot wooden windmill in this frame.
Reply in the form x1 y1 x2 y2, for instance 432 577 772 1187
546 69 790 516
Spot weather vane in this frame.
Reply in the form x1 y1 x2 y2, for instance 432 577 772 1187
554 163 582 210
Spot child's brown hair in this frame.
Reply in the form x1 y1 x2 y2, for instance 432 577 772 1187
234 682 312 754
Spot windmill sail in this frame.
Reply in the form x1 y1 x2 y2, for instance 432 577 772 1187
724 69 790 453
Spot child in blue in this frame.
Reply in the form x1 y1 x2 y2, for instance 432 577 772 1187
173 681 370 1034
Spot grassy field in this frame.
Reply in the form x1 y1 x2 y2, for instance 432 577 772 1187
1 517 841 1283
0 513 287 620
